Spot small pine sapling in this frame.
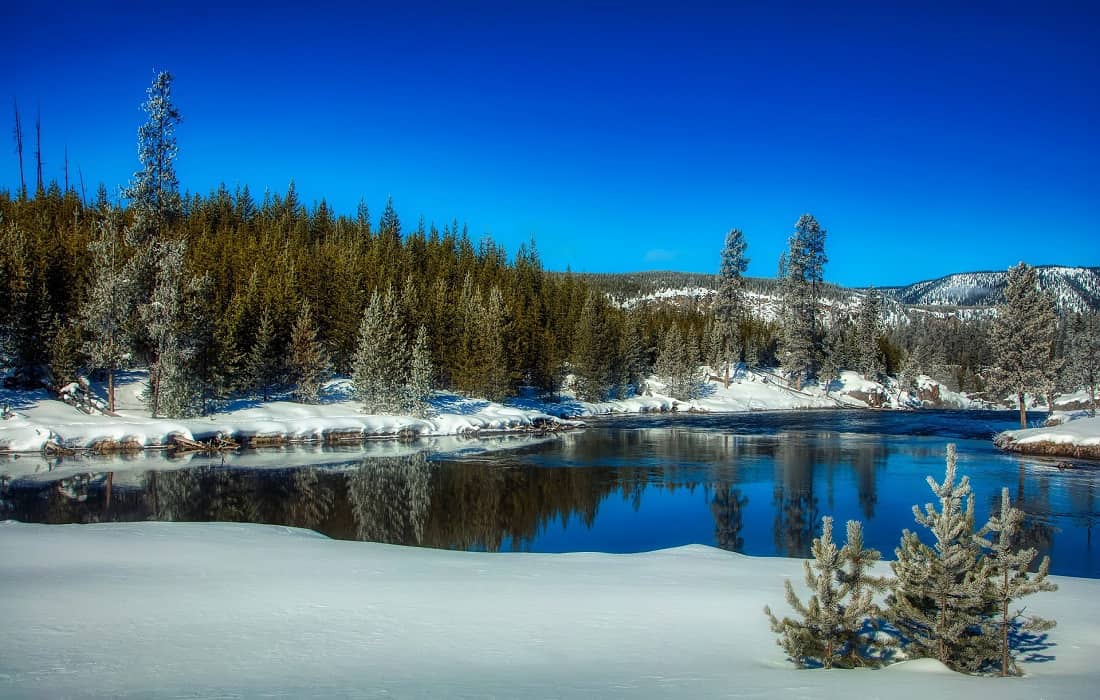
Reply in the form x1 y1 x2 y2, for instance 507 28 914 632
977 488 1057 676
888 444 996 672
837 519 893 666
765 516 880 668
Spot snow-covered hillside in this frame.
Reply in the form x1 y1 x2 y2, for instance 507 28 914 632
0 521 1092 699
587 265 1099 322
887 265 1100 313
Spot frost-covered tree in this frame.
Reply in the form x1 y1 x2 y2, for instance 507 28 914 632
353 286 407 414
715 227 749 383
80 217 131 412
124 71 182 242
288 300 329 404
857 287 884 380
1066 311 1100 415
406 324 434 417
613 314 648 399
888 444 995 672
765 517 887 669
988 263 1059 428
779 215 827 389
142 239 204 417
977 488 1057 676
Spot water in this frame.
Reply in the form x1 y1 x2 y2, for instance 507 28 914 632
3 410 1098 577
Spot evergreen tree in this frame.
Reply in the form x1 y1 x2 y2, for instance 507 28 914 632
888 444 995 672
406 324 434 417
1066 311 1100 415
988 263 1059 428
124 71 182 243
715 227 749 383
571 291 614 401
977 488 1057 677
352 287 407 414
288 300 329 404
765 517 887 669
614 313 648 398
656 324 700 401
778 215 827 388
857 287 884 380
246 306 280 402
80 218 130 411
143 239 203 417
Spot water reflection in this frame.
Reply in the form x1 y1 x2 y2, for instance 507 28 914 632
2 411 1099 577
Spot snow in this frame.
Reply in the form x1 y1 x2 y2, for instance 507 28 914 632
1 520 1095 698
1000 414 1100 448
0 374 575 454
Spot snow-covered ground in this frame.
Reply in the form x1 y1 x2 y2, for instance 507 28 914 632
0 373 575 453
0 367 999 454
995 412 1100 459
0 520 1093 699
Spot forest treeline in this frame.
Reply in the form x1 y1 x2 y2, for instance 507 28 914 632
2 72 1097 421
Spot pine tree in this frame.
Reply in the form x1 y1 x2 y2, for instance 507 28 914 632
352 286 407 414
571 291 614 401
80 218 130 412
246 306 280 402
977 488 1057 676
656 324 700 401
765 517 887 668
857 287 884 380
888 444 995 672
143 239 203 417
288 300 329 404
988 263 1059 428
614 314 648 398
1066 311 1100 415
124 71 181 244
406 324 434 417
715 227 749 384
778 215 827 389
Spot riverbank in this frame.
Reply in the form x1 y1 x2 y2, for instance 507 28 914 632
0 368 996 455
0 520 1093 699
994 413 1100 460
0 374 579 455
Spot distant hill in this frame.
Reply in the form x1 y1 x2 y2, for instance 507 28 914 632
882 266 1100 313
575 265 1100 320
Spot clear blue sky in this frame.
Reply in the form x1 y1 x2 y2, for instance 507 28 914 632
3 0 1097 287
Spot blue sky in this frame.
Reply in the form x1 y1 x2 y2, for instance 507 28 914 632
3 1 1097 286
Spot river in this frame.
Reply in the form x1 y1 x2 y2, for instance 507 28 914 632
3 410 1098 576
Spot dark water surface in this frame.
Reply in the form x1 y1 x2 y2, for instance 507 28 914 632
3 410 1098 577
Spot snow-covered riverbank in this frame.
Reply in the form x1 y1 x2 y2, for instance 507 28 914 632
0 368 995 455
995 413 1100 460
0 520 1094 699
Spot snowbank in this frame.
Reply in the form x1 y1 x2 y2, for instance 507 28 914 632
0 521 1094 698
995 414 1100 460
0 374 577 454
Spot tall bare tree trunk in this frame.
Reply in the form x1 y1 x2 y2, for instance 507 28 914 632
12 99 25 196
34 108 43 193
1018 391 1027 429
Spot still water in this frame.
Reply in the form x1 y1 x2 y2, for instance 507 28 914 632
3 410 1098 577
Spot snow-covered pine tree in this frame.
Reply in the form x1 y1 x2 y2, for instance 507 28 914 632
142 239 204 417
837 519 893 666
288 300 329 404
406 324 434 417
80 217 131 412
778 215 827 389
988 263 1059 428
888 444 996 672
478 286 511 402
1066 311 1100 415
857 287 884 380
124 71 182 245
715 227 749 384
765 516 886 668
656 324 700 401
352 286 407 414
977 488 1057 676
